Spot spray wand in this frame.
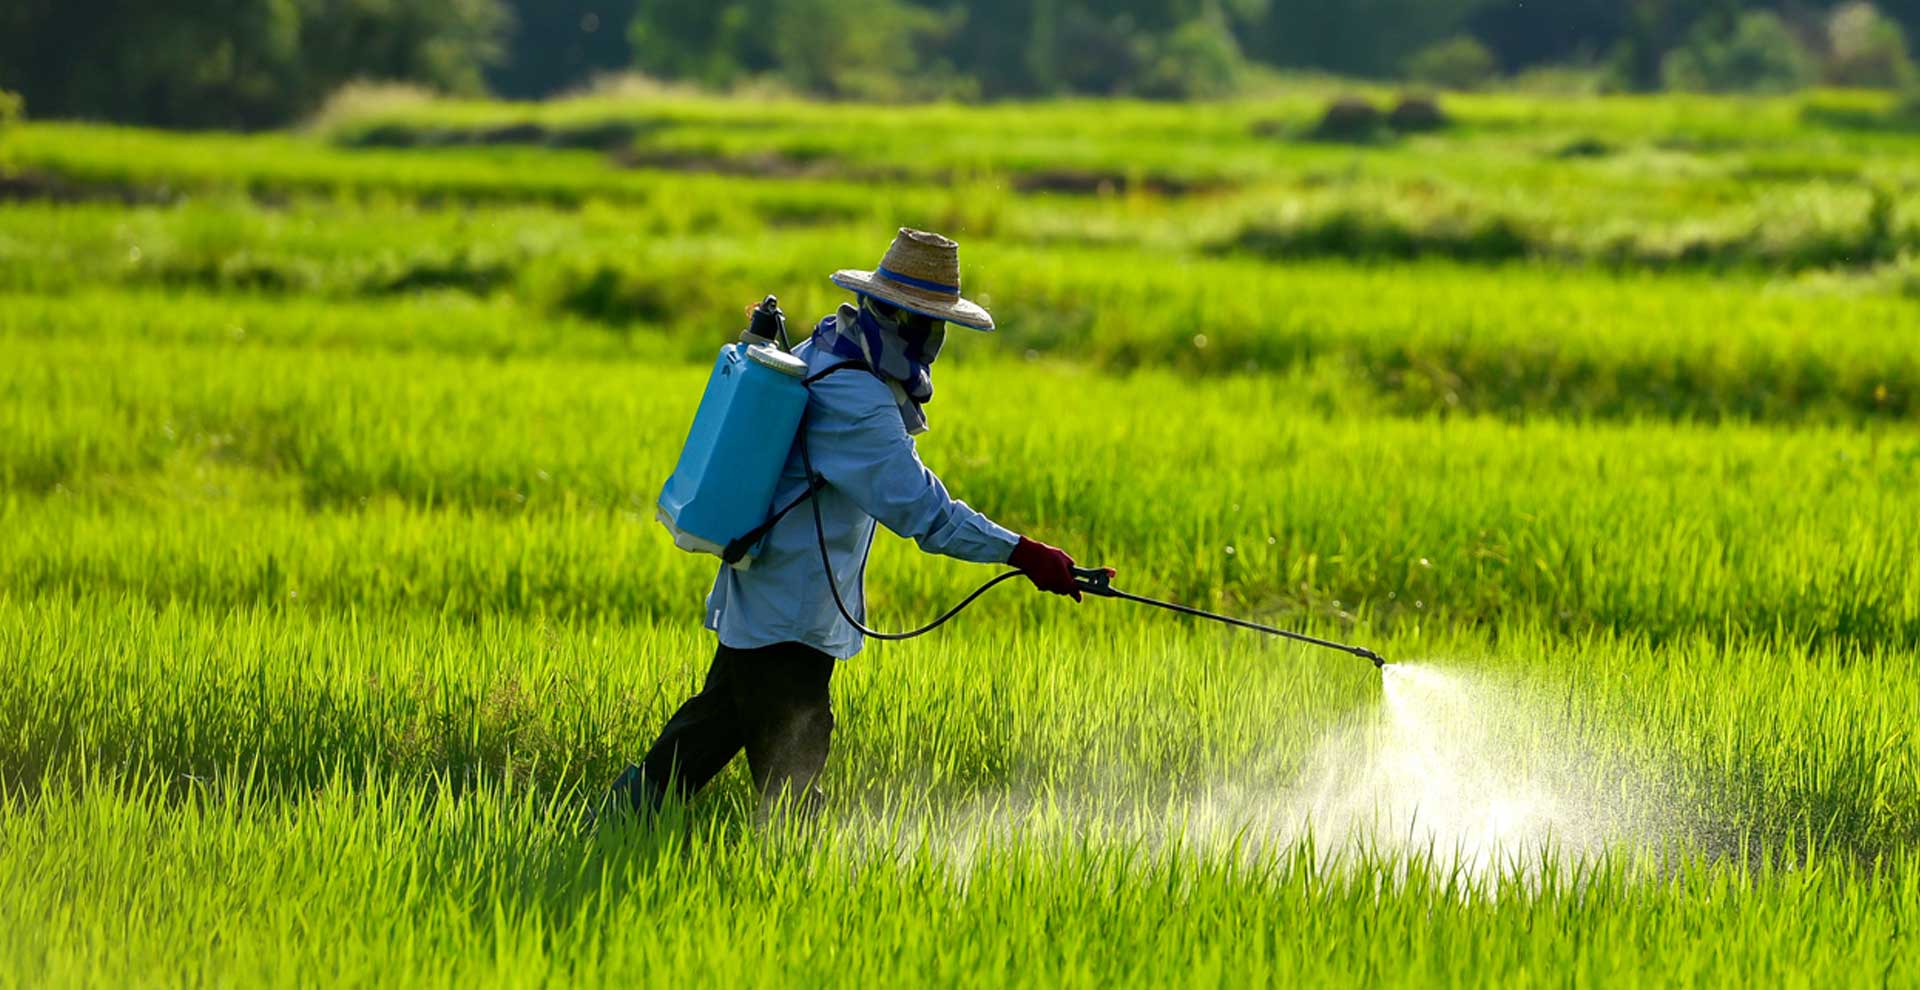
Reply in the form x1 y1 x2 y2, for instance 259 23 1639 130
1071 567 1387 668
798 425 1384 668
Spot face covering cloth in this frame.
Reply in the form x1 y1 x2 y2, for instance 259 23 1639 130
811 297 945 435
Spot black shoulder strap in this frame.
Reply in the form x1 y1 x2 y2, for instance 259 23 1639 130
720 358 874 565
722 474 828 564
803 358 870 385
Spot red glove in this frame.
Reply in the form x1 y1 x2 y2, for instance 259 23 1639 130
1009 536 1083 601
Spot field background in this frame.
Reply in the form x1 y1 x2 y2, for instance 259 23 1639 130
4 87 1920 987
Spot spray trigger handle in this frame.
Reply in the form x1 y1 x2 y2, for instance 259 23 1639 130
1071 566 1119 598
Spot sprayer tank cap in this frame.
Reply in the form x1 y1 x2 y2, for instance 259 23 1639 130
746 343 809 379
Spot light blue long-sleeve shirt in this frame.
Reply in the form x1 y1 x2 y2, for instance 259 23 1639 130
704 338 1020 659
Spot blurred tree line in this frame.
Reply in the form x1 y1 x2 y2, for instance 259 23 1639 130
0 0 506 128
2 0 1916 126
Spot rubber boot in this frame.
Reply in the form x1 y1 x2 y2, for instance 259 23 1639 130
593 763 663 828
756 781 827 829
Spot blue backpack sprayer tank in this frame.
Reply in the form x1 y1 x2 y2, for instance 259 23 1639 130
654 297 813 566
656 296 1387 669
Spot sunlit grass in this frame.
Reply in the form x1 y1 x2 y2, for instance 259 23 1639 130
2 596 1915 986
3 207 1916 421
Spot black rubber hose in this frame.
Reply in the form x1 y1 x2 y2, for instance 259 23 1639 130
797 428 1028 641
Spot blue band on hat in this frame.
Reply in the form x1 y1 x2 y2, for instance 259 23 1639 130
877 266 959 295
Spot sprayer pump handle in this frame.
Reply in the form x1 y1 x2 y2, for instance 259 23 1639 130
746 295 789 350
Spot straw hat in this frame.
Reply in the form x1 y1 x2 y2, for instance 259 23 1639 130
830 228 994 331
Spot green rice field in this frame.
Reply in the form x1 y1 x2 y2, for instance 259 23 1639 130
3 89 1918 986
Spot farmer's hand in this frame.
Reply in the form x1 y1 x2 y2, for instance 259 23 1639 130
1010 536 1084 601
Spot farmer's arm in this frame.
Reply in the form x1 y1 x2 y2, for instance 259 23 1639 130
807 383 1017 564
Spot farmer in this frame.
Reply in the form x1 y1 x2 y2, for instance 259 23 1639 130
608 228 1093 821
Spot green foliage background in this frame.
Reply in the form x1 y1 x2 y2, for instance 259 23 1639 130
8 0 1920 127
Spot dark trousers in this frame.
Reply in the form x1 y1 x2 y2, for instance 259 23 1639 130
624 641 837 816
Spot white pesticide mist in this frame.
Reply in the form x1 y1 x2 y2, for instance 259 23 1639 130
846 660 1674 878
1301 663 1595 870
1191 660 1652 875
